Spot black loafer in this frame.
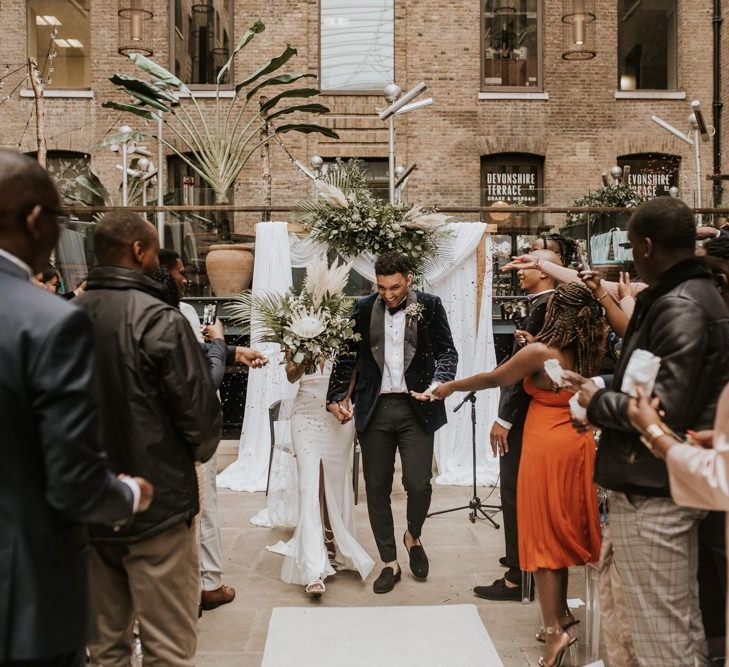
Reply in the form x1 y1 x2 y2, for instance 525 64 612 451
474 577 531 602
373 566 401 594
403 532 429 580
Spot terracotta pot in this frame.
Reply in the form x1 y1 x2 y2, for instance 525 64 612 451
205 243 254 296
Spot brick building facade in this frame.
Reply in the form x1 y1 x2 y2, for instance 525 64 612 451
0 1 722 232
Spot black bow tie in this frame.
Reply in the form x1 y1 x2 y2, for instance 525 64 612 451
386 299 408 316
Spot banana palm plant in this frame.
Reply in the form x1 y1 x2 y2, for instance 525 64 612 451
103 20 338 204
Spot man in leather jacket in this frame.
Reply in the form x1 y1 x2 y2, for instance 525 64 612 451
580 197 729 666
77 211 222 666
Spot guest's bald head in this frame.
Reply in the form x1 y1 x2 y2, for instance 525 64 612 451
0 150 61 272
518 248 561 294
94 210 160 274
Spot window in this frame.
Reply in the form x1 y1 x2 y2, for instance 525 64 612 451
320 0 394 92
27 0 90 89
617 153 680 198
618 0 677 90
482 0 542 90
172 0 233 85
323 158 389 200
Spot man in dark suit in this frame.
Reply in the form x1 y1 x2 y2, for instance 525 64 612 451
476 248 560 601
327 251 458 594
0 150 153 666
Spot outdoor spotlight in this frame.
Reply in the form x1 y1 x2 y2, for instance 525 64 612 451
394 166 406 179
395 163 418 188
669 186 680 198
394 97 434 116
691 100 710 141
610 165 623 182
310 155 324 170
383 83 402 103
650 114 693 146
379 82 427 120
118 125 133 136
136 157 151 172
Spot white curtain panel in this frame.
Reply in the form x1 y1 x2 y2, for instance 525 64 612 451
217 222 299 493
219 221 500 492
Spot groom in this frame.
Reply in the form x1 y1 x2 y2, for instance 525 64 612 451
327 251 458 593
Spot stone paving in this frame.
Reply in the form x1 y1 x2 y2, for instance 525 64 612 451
196 443 591 666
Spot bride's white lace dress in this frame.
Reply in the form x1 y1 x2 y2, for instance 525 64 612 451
268 367 374 585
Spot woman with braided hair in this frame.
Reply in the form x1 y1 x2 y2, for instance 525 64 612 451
415 283 607 667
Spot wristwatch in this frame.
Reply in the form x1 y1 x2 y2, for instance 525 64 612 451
640 423 665 452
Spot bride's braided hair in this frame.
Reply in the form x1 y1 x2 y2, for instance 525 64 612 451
535 283 607 377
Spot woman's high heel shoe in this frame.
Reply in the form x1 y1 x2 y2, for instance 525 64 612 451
324 528 338 568
535 618 580 643
537 628 577 667
305 579 325 597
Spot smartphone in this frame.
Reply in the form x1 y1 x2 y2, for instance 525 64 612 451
202 303 217 326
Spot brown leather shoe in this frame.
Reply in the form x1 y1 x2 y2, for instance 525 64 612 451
201 584 236 611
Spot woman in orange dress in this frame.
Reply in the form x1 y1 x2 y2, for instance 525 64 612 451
419 283 607 667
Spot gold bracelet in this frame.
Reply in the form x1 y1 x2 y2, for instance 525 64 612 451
597 292 609 302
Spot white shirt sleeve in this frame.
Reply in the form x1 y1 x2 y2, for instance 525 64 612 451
591 376 606 390
494 418 512 430
120 477 141 513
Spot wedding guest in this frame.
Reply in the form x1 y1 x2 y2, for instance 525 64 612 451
567 197 729 666
419 283 606 666
78 211 222 666
327 251 458 593
479 249 559 602
38 264 61 292
157 248 266 612
0 150 153 667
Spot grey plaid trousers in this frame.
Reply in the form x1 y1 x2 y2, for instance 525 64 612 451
608 492 709 667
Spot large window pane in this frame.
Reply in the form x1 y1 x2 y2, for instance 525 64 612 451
172 0 233 85
320 0 394 91
618 0 677 90
483 0 541 89
28 0 90 89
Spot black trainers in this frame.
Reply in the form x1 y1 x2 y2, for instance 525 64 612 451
373 566 401 594
473 577 531 601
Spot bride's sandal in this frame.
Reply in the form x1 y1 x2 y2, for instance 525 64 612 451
305 579 326 597
536 618 580 643
324 528 338 568
537 628 577 667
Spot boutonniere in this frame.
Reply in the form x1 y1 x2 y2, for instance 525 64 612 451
404 302 424 323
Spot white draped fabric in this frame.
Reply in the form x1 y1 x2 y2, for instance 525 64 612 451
217 222 298 493
218 221 500 494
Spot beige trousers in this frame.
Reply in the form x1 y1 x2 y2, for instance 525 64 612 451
87 521 200 667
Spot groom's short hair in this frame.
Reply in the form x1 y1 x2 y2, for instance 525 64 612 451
375 251 411 276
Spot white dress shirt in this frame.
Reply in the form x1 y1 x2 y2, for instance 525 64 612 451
380 307 408 394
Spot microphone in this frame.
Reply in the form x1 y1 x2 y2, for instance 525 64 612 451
453 391 476 413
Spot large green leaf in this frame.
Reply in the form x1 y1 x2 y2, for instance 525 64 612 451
245 73 317 101
266 103 329 121
275 123 339 139
216 20 265 84
102 101 160 120
129 54 189 92
74 175 109 201
235 45 297 93
259 88 320 113
125 89 171 113
102 129 149 146
109 74 179 103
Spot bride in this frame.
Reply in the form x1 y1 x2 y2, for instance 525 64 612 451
277 359 374 596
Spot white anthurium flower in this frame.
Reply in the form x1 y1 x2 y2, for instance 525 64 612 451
315 180 349 209
289 307 327 340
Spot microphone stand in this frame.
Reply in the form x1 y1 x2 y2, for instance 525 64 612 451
427 391 501 528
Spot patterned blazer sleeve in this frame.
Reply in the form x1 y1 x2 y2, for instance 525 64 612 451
430 295 458 384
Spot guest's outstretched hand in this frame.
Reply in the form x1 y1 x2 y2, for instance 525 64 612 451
501 254 538 272
235 347 268 368
411 382 453 401
687 429 715 449
618 272 632 300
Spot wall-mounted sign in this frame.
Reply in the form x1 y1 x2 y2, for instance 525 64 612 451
481 153 543 207
617 153 680 199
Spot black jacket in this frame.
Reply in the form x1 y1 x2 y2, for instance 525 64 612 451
497 291 552 428
78 266 222 542
0 256 134 661
327 290 458 433
587 257 729 496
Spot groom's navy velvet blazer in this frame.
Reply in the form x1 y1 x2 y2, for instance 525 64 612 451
327 290 458 433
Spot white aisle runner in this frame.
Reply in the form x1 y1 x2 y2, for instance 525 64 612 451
262 604 503 667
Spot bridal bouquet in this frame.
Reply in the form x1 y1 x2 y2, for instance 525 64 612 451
227 255 360 369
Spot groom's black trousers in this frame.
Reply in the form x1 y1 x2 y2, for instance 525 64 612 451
357 394 434 563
